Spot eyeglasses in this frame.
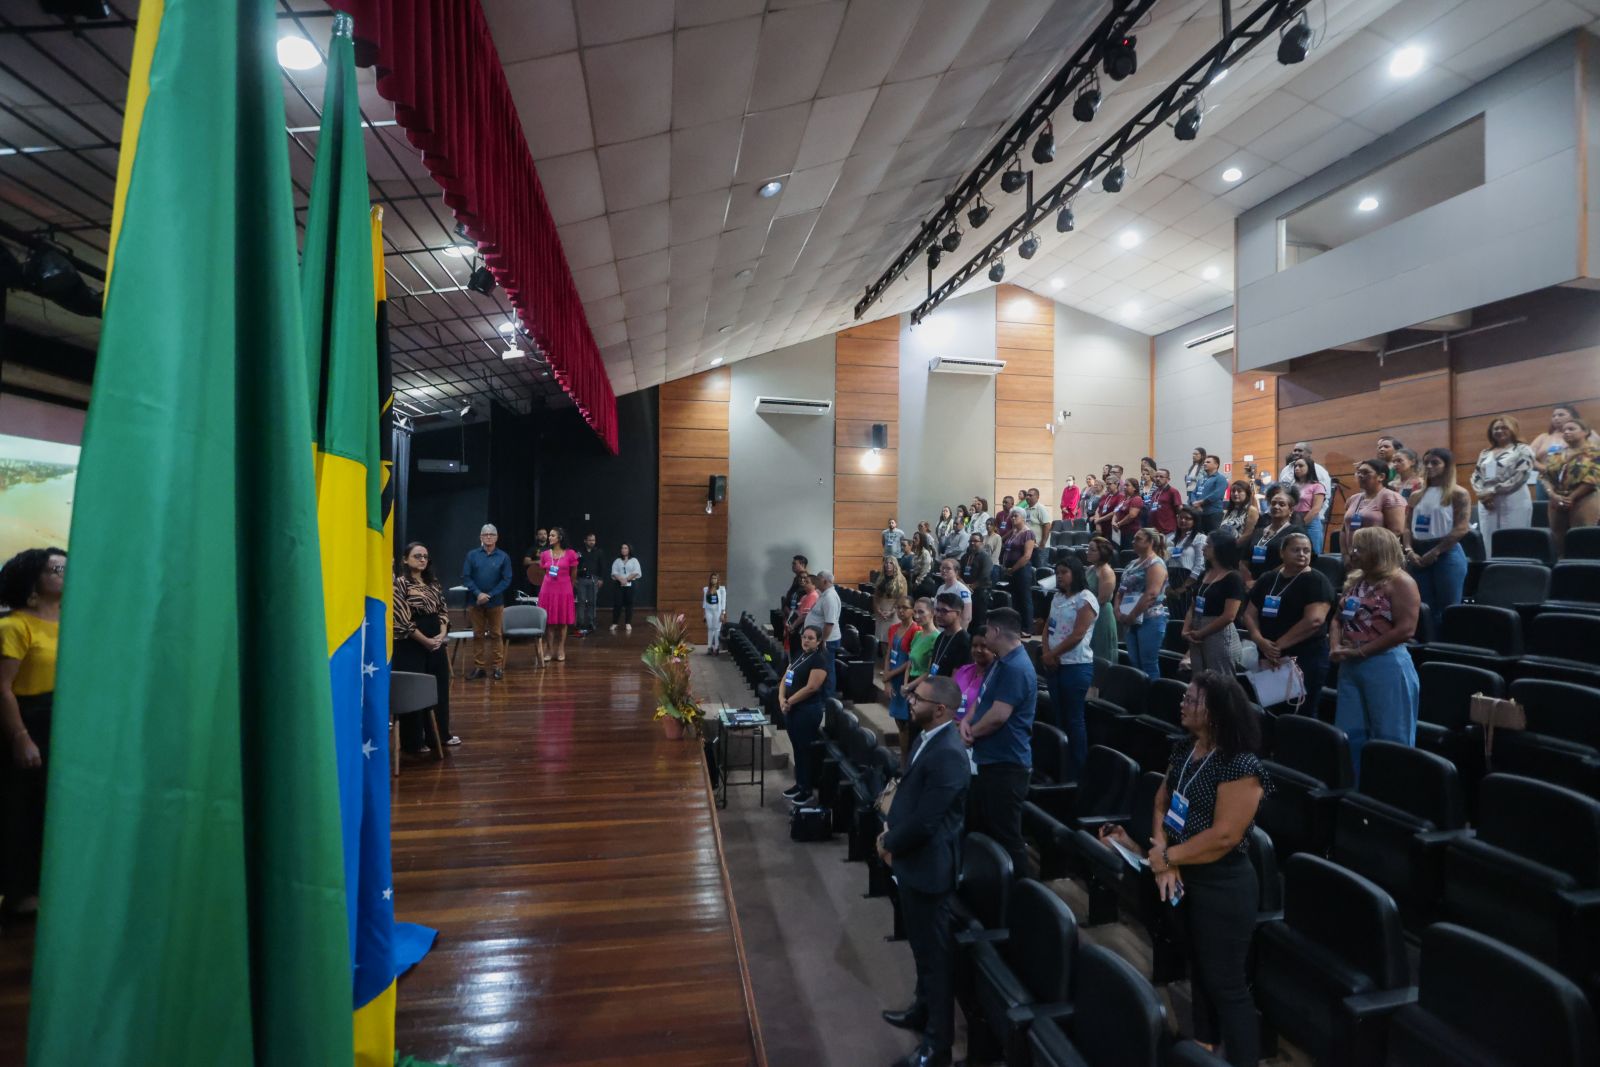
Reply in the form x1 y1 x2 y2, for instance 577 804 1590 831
411 554 429 561
45 564 66 575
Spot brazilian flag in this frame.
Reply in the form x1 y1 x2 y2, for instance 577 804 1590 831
28 1 351 1063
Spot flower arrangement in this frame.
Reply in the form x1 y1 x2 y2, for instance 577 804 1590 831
642 613 703 737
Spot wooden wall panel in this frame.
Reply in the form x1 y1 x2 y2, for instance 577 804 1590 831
1232 372 1277 482
995 285 1055 510
996 346 1053 377
996 400 1054 427
1454 347 1600 417
835 315 900 585
996 321 1053 350
658 367 730 641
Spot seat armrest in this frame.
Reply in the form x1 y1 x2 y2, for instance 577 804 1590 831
1074 812 1132 835
1029 783 1081 822
1005 1001 1075 1027
1305 786 1353 803
1413 828 1472 847
954 927 1010 947
1335 987 1417 1067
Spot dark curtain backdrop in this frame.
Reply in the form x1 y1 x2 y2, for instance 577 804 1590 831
408 420 490 585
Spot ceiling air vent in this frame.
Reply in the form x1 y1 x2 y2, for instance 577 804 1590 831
754 395 832 415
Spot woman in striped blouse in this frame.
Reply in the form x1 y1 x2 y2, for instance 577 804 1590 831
394 541 458 752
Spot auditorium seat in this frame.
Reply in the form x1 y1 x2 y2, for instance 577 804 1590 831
1254 855 1412 1065
1441 774 1600 1002
1520 560 1600 623
964 880 1078 1065
1413 662 1499 806
1029 722 1074 798
1515 612 1600 686
1025 944 1170 1067
1490 527 1556 566
950 833 1015 1009
1068 771 1167 926
1118 677 1188 775
846 744 898 862
1492 679 1600 797
1022 745 1138 881
1085 661 1149 751
1311 553 1345 590
1412 603 1521 673
1471 561 1551 610
1385 924 1599 1067
836 624 879 703
1332 741 1467 926
1566 526 1600 561
1258 715 1353 859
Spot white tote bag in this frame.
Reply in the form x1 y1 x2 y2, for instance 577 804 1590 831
1245 657 1306 709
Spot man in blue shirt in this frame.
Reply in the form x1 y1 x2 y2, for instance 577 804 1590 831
1190 453 1228 533
461 523 513 680
960 607 1036 877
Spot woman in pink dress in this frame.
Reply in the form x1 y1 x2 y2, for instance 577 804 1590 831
539 527 579 661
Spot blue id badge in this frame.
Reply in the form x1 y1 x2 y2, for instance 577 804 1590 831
1347 512 1363 531
1262 595 1282 618
547 564 559 577
929 663 941 676
708 593 718 604
783 669 795 687
1252 543 1268 563
1193 595 1207 614
1163 791 1189 835
1342 596 1360 621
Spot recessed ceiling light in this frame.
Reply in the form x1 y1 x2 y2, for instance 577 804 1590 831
1221 166 1243 183
1358 196 1380 212
757 180 784 198
718 324 733 334
734 268 753 280
1389 46 1425 78
1050 277 1065 290
277 36 322 70
498 321 516 333
1202 265 1220 281
1121 302 1141 317
1117 230 1141 249
710 357 723 366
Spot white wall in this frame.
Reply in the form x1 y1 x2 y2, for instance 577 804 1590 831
1153 307 1234 477
728 336 835 620
899 289 997 526
1236 34 1585 369
1053 302 1151 484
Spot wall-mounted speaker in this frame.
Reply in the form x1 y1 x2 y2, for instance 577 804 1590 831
708 474 727 503
870 423 888 450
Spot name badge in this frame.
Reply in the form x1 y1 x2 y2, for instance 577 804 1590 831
1194 595 1207 614
1163 791 1190 835
1252 544 1268 563
1342 596 1360 621
1262 595 1282 618
929 663 941 676
962 564 974 579
547 564 559 577
1119 590 1142 615
956 697 968 721
783 669 795 687
1348 512 1363 531
707 593 718 604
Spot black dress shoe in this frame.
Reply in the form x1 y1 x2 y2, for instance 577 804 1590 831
881 1004 928 1032
892 1041 951 1067
466 668 486 680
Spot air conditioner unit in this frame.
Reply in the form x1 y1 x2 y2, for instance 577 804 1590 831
754 395 832 415
1183 325 1235 351
928 356 1006 375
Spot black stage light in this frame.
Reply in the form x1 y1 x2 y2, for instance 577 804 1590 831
467 265 497 295
1103 35 1137 81
1031 123 1055 165
1073 88 1102 123
1102 163 1126 193
967 199 991 228
1056 205 1075 233
928 244 942 270
988 259 1005 283
42 0 112 17
941 227 963 253
1019 233 1040 259
1278 18 1312 64
1174 106 1202 141
1000 162 1027 194
22 245 101 318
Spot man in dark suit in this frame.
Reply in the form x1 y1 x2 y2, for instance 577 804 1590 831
879 674 970 1067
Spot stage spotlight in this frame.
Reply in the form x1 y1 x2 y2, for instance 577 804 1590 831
1278 17 1312 65
927 244 942 270
941 227 963 253
22 245 100 317
1073 87 1102 123
1102 163 1126 193
1056 204 1075 233
460 403 473 419
1103 34 1137 81
1019 233 1040 260
1031 123 1055 165
1174 106 1202 141
1000 160 1027 194
988 259 1005 283
467 265 496 295
967 198 991 228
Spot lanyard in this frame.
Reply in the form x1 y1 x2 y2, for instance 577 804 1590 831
1258 521 1287 546
1174 746 1217 797
1266 569 1304 600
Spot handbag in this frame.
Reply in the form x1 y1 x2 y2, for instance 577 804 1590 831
1244 657 1306 709
875 776 899 817
789 805 832 842
1469 693 1526 756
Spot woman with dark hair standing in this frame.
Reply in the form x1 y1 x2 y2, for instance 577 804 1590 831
779 625 833 806
393 542 458 751
1247 486 1299 581
1405 448 1472 632
1243 532 1334 708
610 542 641 633
1116 529 1170 681
1043 556 1099 781
1146 671 1272 1067
1344 458 1408 543
1472 416 1535 554
1111 477 1146 549
1092 479 1124 542
1184 533 1246 675
935 505 959 551
1184 448 1208 500
1079 475 1103 520
1390 448 1424 498
540 527 579 662
1167 506 1209 611
1139 457 1159 502
1542 416 1600 557
0 546 64 916
1331 527 1421 778
1084 537 1120 665
1289 457 1327 552
1217 480 1259 543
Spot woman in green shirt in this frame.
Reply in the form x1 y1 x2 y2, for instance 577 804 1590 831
901 597 938 762
1083 536 1121 665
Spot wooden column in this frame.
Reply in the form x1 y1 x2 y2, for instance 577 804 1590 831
657 367 730 642
994 284 1055 506
833 315 900 586
1232 370 1279 478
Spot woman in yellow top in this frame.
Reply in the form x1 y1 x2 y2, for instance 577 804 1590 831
1542 416 1600 557
0 546 65 915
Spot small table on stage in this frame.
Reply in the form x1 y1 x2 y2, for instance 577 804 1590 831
714 708 769 809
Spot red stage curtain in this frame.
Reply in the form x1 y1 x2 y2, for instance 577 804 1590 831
330 0 619 452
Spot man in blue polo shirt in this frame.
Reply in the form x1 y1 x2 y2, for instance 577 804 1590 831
959 607 1035 876
1190 453 1229 533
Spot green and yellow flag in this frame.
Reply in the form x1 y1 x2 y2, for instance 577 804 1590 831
28 1 351 1063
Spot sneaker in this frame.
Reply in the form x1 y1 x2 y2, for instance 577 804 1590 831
467 668 486 680
625 623 632 634
781 784 804 799
493 668 504 680
790 790 817 807
445 735 462 747
610 624 618 633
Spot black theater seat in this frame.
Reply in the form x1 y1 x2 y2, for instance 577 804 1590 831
1332 741 1468 927
1021 745 1138 881
1492 679 1600 798
949 833 1015 1010
1085 661 1149 751
1566 526 1600 560
1519 560 1600 623
1254 855 1412 1065
964 880 1078 1066
1412 604 1521 674
1441 774 1600 1002
1258 715 1353 859
1471 561 1551 610
1386 923 1599 1067
1413 662 1499 808
1025 944 1170 1067
1515 613 1600 687
1118 677 1188 775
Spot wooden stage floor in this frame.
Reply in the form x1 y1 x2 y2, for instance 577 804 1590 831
0 630 766 1066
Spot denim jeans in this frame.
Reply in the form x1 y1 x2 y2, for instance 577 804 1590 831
1410 541 1466 634
1048 661 1094 782
1125 616 1165 680
1335 645 1419 782
1305 516 1326 554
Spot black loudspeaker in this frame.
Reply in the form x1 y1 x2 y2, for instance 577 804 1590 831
708 474 727 503
870 423 888 450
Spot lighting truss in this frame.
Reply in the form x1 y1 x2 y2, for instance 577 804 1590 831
908 0 1313 325
851 0 1157 321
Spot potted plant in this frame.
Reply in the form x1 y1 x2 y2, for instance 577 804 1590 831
642 613 703 739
